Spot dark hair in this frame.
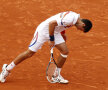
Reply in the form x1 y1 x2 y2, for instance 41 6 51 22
81 19 92 33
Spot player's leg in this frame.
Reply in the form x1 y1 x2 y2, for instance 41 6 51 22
55 42 69 68
0 29 46 83
7 49 35 70
52 33 69 83
13 49 35 65
52 43 69 84
1 30 39 72
0 49 35 83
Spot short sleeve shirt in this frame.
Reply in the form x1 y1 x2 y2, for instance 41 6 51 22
57 11 80 27
40 11 80 35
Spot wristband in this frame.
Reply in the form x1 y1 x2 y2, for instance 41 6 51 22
49 35 54 41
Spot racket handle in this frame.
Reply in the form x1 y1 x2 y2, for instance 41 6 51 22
50 47 53 54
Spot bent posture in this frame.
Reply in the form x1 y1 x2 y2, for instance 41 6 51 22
0 11 92 83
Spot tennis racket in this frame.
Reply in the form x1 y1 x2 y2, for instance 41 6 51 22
46 47 58 83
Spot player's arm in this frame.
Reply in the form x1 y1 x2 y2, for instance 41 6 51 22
49 20 58 47
61 30 67 41
49 20 57 35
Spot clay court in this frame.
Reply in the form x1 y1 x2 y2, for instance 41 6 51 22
0 0 108 90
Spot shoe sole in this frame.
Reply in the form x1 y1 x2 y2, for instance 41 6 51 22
59 82 69 84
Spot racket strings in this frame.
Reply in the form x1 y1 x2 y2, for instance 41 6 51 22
46 48 59 83
47 63 57 82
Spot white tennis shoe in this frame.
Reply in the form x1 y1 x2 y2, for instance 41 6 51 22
52 75 69 84
0 64 9 83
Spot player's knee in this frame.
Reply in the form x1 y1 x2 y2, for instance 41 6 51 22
60 50 69 58
61 49 69 55
25 49 35 58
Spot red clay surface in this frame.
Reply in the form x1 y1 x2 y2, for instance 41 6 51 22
0 0 108 90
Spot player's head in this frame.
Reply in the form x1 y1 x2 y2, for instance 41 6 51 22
75 18 92 33
81 19 92 33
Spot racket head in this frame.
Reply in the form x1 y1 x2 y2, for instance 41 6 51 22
46 62 57 83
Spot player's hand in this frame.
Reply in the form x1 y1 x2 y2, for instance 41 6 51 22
49 41 55 48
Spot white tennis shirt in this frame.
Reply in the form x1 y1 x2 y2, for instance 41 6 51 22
37 11 80 36
29 11 80 52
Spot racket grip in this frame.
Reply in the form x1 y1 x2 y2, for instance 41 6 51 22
51 48 53 54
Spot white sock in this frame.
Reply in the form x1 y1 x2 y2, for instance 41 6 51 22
6 62 16 71
54 68 61 77
57 68 61 76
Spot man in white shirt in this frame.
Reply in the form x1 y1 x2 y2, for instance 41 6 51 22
0 11 92 83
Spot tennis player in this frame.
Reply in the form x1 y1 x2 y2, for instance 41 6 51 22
0 11 92 83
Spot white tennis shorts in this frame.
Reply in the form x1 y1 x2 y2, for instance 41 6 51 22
29 26 65 52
